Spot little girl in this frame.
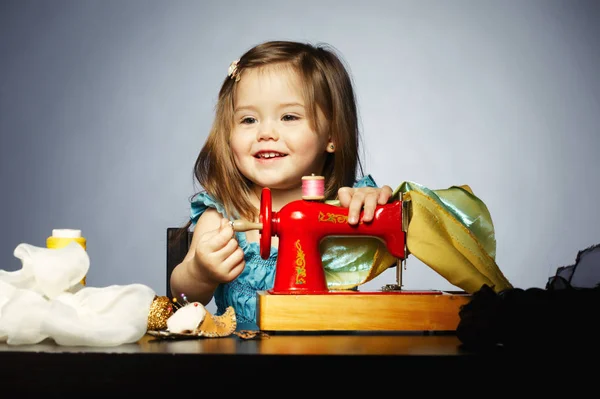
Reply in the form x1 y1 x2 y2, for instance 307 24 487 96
170 40 393 325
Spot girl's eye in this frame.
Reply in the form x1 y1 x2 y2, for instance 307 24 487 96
282 114 299 122
241 117 256 124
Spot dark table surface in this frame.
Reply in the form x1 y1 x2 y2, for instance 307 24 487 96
3 325 588 394
0 330 493 389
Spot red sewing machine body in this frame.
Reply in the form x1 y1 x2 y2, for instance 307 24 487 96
257 187 406 294
235 182 470 332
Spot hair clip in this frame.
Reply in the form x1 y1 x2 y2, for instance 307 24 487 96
228 59 241 82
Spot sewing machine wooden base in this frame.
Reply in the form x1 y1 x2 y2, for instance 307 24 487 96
256 289 471 332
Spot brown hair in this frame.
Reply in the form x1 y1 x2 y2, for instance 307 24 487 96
190 40 364 223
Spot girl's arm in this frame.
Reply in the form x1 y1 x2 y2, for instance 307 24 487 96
169 209 244 305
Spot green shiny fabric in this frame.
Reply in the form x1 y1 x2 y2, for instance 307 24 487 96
393 181 497 260
320 181 512 294
320 236 397 290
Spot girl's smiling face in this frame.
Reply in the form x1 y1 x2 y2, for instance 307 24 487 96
230 65 332 193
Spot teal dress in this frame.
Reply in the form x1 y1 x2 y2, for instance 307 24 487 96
189 175 378 326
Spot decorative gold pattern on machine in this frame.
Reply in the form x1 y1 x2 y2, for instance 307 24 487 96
318 211 348 223
294 239 306 285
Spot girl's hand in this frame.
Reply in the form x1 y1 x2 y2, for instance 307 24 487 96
337 185 393 225
193 218 245 284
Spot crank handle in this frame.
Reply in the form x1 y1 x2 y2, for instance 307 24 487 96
231 220 263 232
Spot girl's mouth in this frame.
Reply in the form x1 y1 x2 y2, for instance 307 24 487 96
255 152 287 159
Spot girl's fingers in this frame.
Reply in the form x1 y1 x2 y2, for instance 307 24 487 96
216 243 245 280
203 218 234 251
338 186 393 224
337 187 354 208
347 191 365 225
361 194 379 222
378 185 393 204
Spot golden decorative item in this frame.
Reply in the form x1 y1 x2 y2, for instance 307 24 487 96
146 296 173 331
147 295 237 339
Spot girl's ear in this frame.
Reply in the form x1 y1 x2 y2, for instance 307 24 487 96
326 141 336 153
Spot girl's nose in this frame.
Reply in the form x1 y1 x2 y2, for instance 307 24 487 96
257 121 279 141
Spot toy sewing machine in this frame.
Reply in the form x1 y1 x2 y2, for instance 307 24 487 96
232 176 470 332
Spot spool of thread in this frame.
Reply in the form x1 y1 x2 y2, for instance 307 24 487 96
302 175 325 200
47 229 87 285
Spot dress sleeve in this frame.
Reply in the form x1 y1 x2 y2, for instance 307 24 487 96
190 192 227 227
353 174 378 188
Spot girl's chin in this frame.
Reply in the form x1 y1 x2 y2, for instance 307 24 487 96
251 177 301 191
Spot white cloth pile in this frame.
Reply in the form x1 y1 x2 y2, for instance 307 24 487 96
0 242 156 346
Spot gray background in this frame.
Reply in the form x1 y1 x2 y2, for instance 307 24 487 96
1 0 599 314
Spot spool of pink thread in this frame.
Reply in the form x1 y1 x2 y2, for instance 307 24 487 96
301 175 325 200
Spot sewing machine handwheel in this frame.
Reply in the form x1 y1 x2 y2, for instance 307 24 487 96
259 187 272 260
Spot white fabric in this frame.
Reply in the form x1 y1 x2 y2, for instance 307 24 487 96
0 242 156 346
